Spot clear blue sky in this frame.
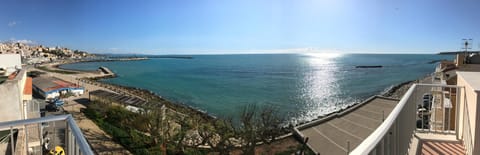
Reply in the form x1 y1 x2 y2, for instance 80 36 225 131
1 0 480 54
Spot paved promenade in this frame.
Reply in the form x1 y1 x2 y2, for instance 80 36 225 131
296 96 399 155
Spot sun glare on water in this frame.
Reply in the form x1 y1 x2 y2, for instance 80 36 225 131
302 52 344 65
294 52 351 124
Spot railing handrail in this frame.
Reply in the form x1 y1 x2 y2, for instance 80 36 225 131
0 114 94 155
416 83 464 88
349 84 417 154
0 115 69 128
66 115 95 155
350 83 464 155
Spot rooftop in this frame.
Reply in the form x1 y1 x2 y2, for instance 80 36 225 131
89 89 161 108
23 77 32 95
457 71 480 92
32 76 80 92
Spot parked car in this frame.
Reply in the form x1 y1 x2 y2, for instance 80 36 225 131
48 98 65 107
45 104 59 112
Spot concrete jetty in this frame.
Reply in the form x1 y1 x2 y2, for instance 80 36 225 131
98 66 115 77
294 96 399 154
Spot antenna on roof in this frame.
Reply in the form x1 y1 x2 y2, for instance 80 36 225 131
462 38 473 64
462 38 473 52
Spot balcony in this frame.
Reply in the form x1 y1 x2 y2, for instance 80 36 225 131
0 114 93 155
350 84 472 155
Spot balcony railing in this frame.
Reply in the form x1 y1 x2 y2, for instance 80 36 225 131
350 83 472 155
0 114 94 155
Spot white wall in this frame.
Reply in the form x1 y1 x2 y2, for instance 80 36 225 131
0 54 21 76
0 69 26 123
45 91 60 99
457 72 480 155
43 88 84 100
70 89 84 96
125 105 142 113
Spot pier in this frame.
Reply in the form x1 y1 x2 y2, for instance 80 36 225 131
294 96 399 154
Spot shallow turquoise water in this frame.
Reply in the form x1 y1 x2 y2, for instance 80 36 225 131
61 53 452 123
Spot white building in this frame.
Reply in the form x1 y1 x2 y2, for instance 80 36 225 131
32 76 84 100
0 54 22 76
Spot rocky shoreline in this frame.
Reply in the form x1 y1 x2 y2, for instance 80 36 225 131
80 77 217 121
382 74 432 99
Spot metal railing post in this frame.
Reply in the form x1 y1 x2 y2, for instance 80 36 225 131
65 121 69 154
447 87 451 131
38 121 42 148
53 121 56 148
69 130 74 155
455 87 460 140
384 129 389 154
10 126 15 155
395 120 399 155
347 141 350 155
24 124 28 155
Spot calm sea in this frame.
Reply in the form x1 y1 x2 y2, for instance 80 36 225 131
60 53 452 124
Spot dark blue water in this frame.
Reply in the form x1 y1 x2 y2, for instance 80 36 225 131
61 53 452 123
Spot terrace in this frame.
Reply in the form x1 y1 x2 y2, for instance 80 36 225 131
350 83 473 155
0 114 93 155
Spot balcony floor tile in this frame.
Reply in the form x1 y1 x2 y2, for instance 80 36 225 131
410 133 465 155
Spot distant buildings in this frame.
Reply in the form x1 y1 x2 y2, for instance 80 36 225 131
0 42 93 64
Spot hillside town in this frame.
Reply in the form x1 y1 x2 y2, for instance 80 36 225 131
0 41 93 64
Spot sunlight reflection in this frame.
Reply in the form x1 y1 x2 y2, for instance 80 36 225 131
294 53 354 124
301 52 343 65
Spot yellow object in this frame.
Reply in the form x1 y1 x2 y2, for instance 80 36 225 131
49 146 65 155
